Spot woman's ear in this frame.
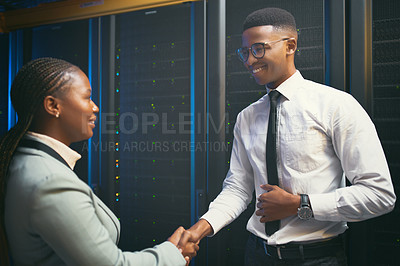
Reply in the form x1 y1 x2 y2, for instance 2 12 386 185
43 95 61 118
286 38 297 55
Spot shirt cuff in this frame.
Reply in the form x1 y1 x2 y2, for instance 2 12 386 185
200 209 231 237
309 192 341 221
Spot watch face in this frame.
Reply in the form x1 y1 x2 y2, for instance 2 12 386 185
298 207 313 220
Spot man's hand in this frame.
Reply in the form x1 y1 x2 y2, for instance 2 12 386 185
171 219 213 265
168 226 199 264
256 184 300 223
178 219 213 245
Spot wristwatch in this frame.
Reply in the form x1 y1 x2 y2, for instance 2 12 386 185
297 194 313 220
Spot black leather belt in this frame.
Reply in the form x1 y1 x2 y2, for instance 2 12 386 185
256 234 345 260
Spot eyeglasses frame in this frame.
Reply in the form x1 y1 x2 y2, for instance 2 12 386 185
236 37 294 63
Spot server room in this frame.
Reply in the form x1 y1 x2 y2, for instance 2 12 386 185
0 0 399 265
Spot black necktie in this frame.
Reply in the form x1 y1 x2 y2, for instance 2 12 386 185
265 90 281 236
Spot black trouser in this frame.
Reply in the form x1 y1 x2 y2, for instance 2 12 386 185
244 233 348 266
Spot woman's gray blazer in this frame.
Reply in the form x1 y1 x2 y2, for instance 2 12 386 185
5 140 185 266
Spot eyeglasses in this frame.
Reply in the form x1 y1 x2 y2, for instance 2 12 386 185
236 38 292 63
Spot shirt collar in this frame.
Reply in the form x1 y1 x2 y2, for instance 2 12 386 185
265 70 304 101
25 131 81 170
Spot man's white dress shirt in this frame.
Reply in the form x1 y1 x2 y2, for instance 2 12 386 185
201 71 396 245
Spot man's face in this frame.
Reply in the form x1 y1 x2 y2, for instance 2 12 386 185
241 25 293 88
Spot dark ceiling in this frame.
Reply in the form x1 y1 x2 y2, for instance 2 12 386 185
0 0 64 12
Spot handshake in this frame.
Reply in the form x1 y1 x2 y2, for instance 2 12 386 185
167 219 213 265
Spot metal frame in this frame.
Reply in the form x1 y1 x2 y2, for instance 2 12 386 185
7 30 23 129
0 0 202 32
207 0 227 265
191 2 207 265
324 0 348 91
349 0 373 113
87 17 104 192
347 0 373 265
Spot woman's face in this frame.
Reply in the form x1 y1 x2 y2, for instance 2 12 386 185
56 69 99 145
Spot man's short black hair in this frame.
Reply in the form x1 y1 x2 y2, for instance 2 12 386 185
243 7 296 32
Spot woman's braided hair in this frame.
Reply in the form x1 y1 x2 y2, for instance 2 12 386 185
0 57 79 265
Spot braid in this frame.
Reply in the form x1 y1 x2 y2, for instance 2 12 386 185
0 57 78 264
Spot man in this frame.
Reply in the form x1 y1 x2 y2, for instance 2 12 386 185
179 7 396 265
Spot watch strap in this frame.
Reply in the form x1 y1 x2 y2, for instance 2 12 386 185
300 194 310 208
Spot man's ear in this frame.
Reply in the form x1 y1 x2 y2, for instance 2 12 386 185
43 95 61 118
286 38 297 55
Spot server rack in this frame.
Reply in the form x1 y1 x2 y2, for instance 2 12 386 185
350 0 400 265
112 2 206 252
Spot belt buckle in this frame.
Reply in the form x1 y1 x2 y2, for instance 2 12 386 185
263 241 282 259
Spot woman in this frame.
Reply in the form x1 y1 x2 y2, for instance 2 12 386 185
0 57 197 265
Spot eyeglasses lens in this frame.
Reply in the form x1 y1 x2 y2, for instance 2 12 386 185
237 48 249 62
251 43 265 58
